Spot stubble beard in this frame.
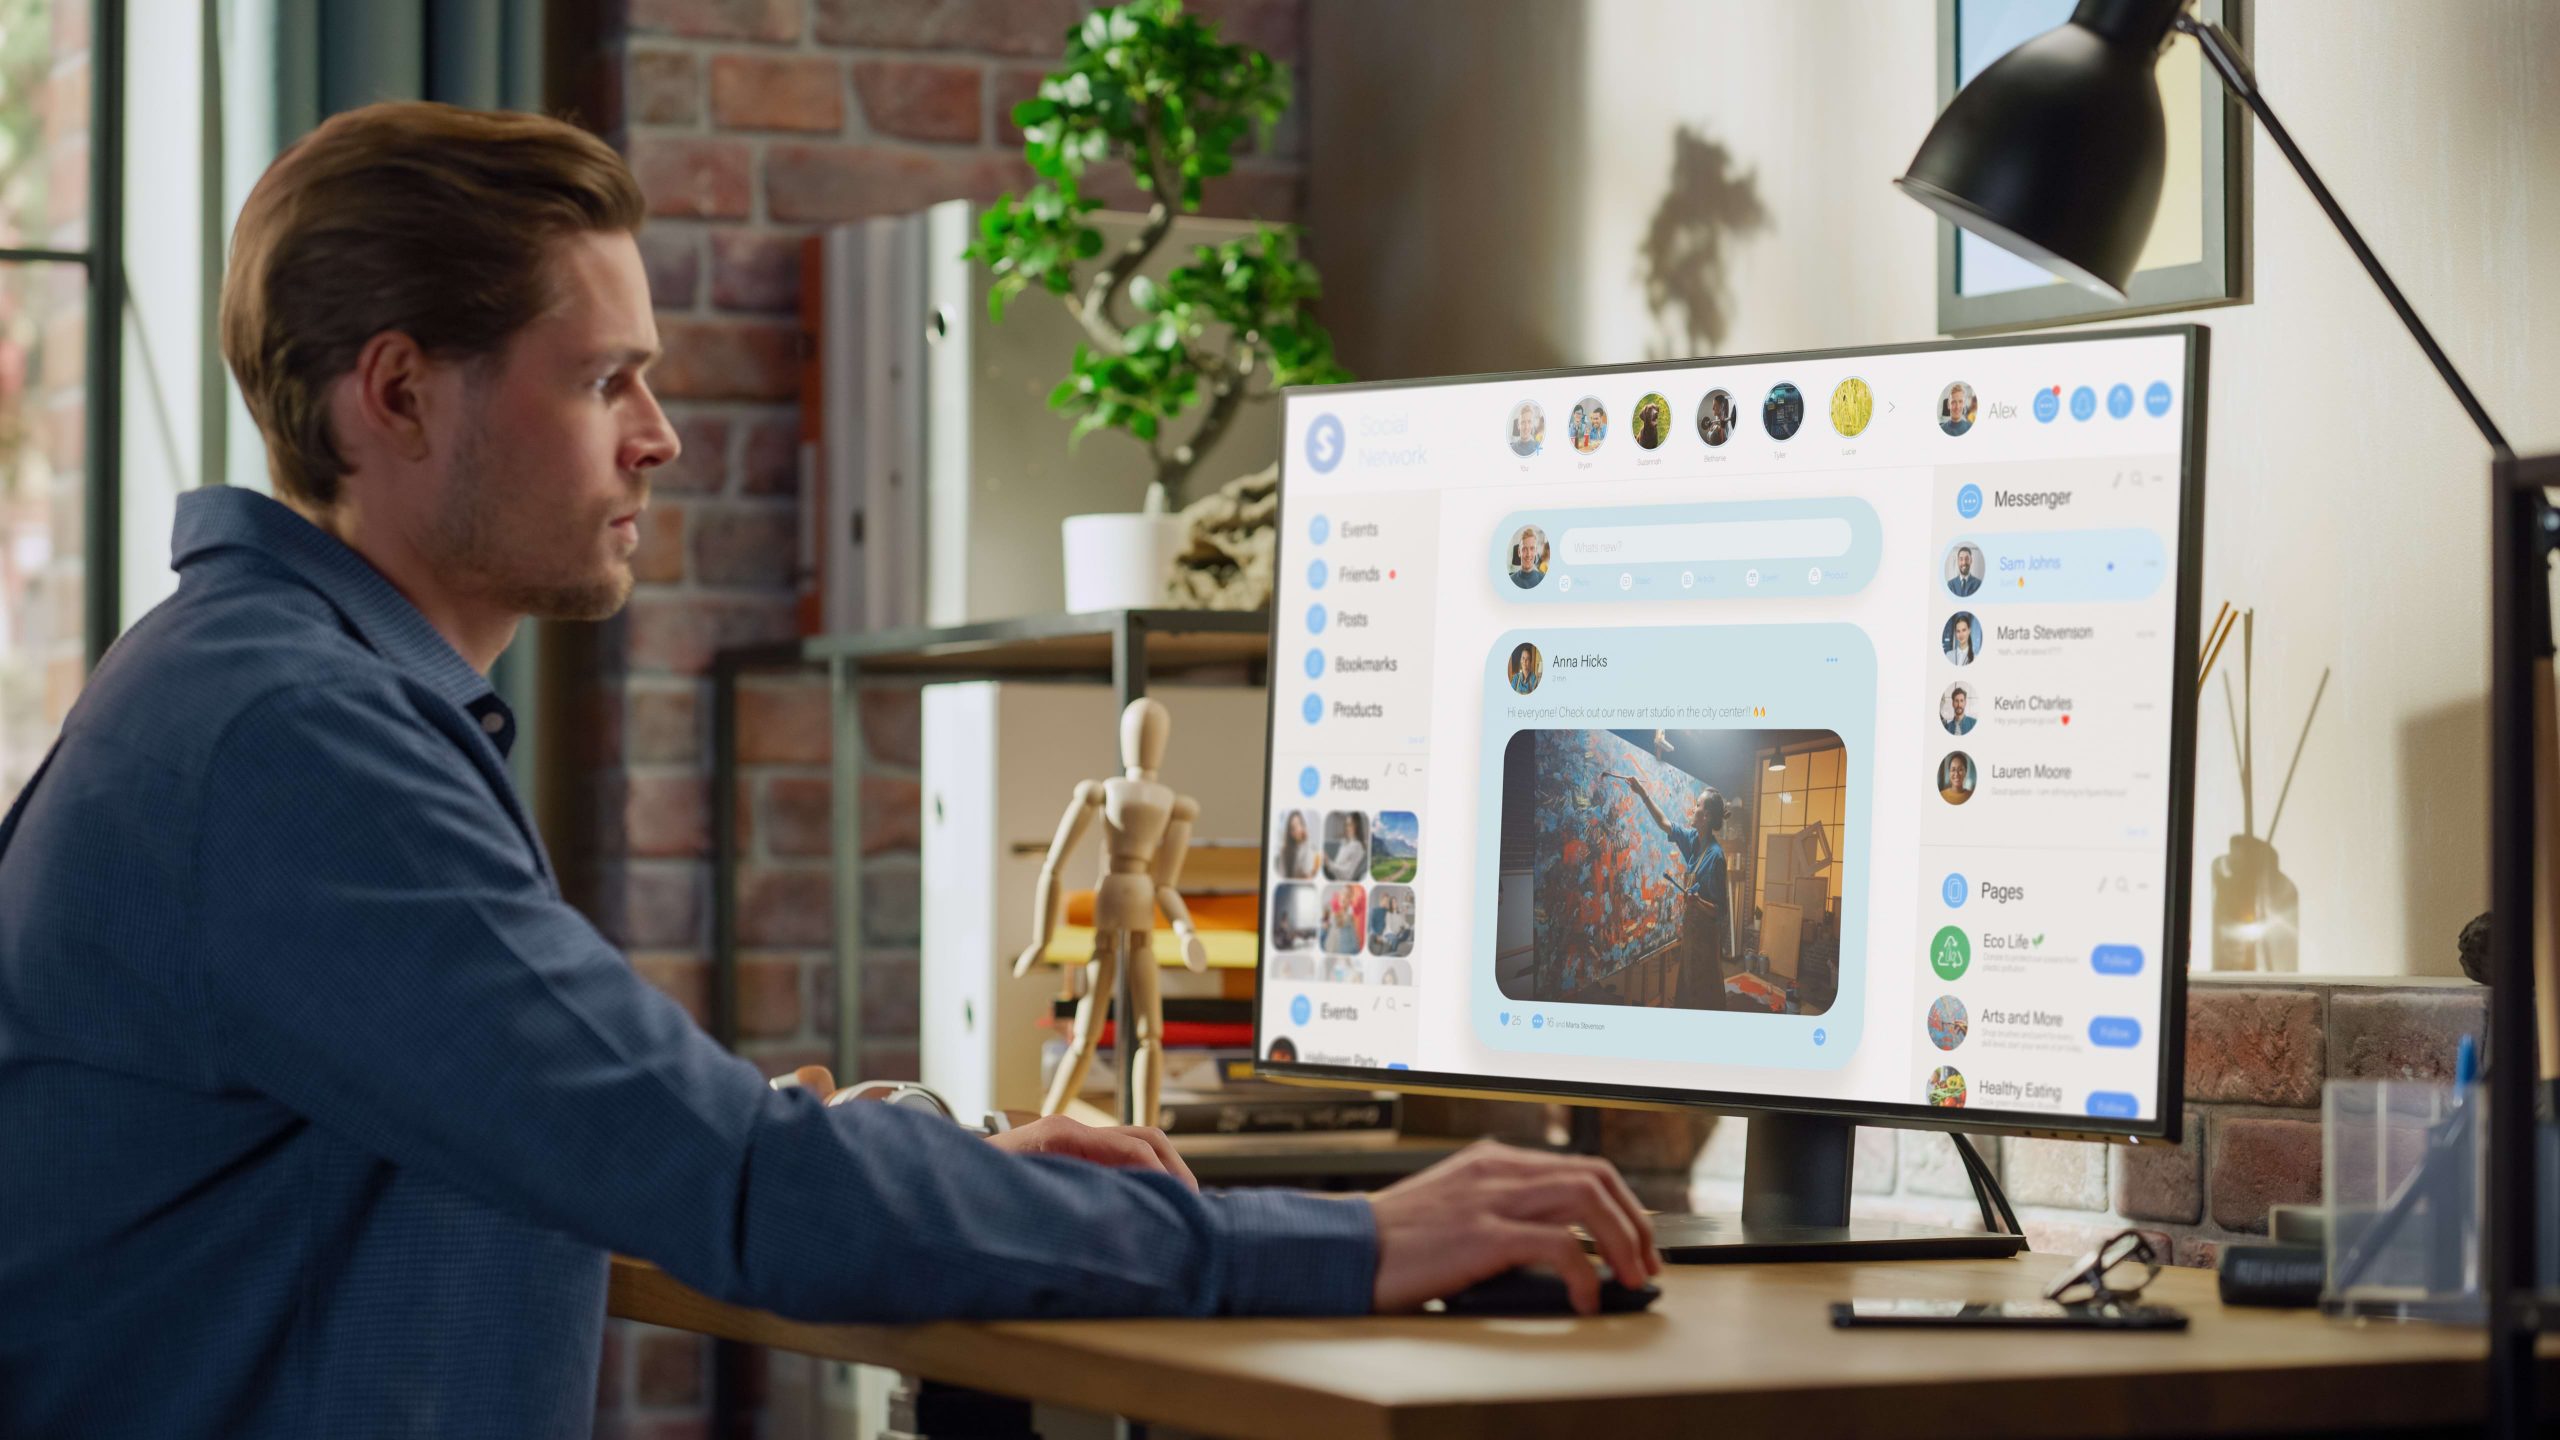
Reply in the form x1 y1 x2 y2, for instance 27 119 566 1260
433 410 635 623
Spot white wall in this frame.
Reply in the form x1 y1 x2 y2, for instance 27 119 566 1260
1309 0 2560 975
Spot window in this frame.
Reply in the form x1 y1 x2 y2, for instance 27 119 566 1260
0 0 112 798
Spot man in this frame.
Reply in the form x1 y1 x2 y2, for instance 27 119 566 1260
1948 545 1982 596
1608 772 1731 1012
0 103 1655 1438
1945 685 1976 735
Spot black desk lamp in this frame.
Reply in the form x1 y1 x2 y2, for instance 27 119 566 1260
1895 3 2556 1433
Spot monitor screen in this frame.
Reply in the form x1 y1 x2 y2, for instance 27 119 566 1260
1256 327 2203 1139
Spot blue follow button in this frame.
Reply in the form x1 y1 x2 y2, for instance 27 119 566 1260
2088 1016 2142 1048
2090 944 2145 976
2085 1092 2140 1119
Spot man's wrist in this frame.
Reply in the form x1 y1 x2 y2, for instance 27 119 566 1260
1204 1189 1379 1317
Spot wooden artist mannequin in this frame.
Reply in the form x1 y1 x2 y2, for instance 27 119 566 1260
1013 698 1208 1127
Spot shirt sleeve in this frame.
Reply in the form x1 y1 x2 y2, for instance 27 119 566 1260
185 681 1377 1322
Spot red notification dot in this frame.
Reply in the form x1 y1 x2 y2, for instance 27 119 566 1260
2051 385 2062 396
2061 715 2071 725
1388 570 1397 579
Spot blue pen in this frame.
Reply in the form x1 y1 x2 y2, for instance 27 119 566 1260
2455 1033 2479 1089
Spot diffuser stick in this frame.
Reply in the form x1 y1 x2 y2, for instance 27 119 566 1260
2265 667 2331 848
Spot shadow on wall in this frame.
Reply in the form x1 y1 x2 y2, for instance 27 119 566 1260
2398 692 2488 976
1637 124 1769 360
1306 0 1587 379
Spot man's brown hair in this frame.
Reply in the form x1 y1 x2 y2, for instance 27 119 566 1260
219 101 645 507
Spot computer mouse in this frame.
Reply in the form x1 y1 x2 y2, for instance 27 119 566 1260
1434 1264 1662 1316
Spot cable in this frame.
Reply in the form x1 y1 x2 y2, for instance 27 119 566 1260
1951 1134 2021 1236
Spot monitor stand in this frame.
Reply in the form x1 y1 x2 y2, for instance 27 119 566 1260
1636 1113 2027 1264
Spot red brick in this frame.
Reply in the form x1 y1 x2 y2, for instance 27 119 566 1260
762 774 834 857
631 137 752 220
691 504 799 589
630 501 686 585
657 412 732 495
625 685 703 766
1188 0 1305 62
2328 989 2486 1082
741 1041 837 1082
625 773 710 858
740 411 801 497
598 862 703 949
857 1039 921 1082
632 952 712 1028
738 956 805 1038
992 65 1046 146
709 54 844 133
632 0 803 42
852 60 982 144
846 950 920 1039
636 224 701 309
620 592 798 675
2186 988 2323 1107
2114 1108 2204 1224
626 49 701 125
654 317 799 402
859 773 921 858
765 143 1028 225
860 867 919 947
814 0 1082 54
860 688 920 768
709 229 804 314
739 681 830 764
634 1328 706 1407
2172 1235 2222 1270
741 865 832 946
2209 1116 2323 1233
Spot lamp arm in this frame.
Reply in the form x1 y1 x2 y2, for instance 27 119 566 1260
2177 14 2512 460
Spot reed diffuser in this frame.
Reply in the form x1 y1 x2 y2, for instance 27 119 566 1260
2201 604 2327 972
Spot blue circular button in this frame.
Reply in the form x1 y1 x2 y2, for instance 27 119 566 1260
1303 649 1325 679
1298 765 1320 797
1307 559 1328 589
1813 1028 1827 1046
1942 873 1968 908
1308 514 1330 545
2069 386 2097 421
1290 995 1312 1025
1956 483 1983 519
1303 415 1345 474
2145 381 2172 417
2107 383 2134 419
1305 604 1327 634
1532 1014 1545 1030
2033 389 2059 424
1302 693 1323 724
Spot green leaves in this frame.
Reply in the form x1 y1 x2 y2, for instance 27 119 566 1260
959 0 1350 504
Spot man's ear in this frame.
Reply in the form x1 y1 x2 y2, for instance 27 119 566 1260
345 330 436 464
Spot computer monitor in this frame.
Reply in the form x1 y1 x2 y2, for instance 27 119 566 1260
1255 327 2205 1258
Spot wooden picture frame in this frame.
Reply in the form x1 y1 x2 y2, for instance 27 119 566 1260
1934 0 2251 335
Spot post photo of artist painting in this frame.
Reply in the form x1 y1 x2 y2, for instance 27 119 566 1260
1493 727 1849 1017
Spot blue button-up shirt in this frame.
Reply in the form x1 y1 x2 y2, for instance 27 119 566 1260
0 488 1376 1438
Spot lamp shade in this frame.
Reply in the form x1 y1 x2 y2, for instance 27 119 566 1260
1895 0 2185 299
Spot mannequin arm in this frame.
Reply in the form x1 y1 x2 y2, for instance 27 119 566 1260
1012 780 1106 978
1154 795 1208 972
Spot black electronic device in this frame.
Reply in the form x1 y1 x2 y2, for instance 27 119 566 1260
1434 1265 1661 1317
1831 1299 2187 1331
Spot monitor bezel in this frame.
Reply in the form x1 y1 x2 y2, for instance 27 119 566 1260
1252 323 2206 1147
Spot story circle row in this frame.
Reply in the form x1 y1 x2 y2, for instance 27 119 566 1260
1504 378 2171 456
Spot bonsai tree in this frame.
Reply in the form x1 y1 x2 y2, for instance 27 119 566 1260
964 0 1349 516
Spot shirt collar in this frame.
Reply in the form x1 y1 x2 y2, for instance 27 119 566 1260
171 487 506 729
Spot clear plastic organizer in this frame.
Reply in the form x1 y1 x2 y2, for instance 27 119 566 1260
2322 1079 2483 1324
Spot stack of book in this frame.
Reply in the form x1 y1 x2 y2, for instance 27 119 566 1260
1040 998 1399 1138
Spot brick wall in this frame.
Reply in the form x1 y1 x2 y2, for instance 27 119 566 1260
578 1 1308 1432
1692 977 2488 1269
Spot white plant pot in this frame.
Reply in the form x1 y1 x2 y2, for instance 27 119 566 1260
1061 512 1188 613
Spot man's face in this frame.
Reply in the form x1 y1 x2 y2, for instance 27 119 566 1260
1951 689 1967 717
423 230 676 621
1957 549 1973 576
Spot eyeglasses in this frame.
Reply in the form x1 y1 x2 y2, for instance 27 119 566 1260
2043 1229 2163 1307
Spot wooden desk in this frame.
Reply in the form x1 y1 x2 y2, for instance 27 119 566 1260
610 1251 2554 1438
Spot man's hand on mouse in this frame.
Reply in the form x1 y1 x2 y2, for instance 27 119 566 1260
1366 1139 1661 1316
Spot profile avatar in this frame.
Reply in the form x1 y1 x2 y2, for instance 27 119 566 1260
1938 751 1977 806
